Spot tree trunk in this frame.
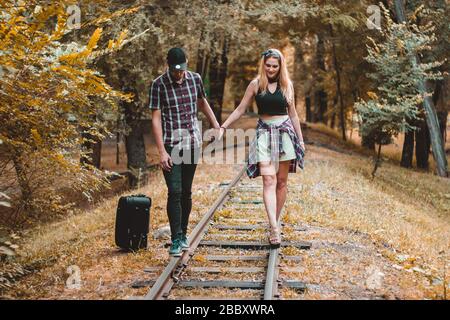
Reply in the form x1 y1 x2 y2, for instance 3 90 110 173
124 121 147 189
196 28 210 79
328 23 346 141
361 136 375 150
92 140 102 169
121 85 148 189
80 124 102 169
12 150 36 216
400 128 414 168
415 116 430 169
116 132 120 165
362 132 376 151
305 95 312 122
371 143 383 178
433 79 448 144
330 110 336 129
314 34 328 124
393 0 448 177
208 34 229 125
314 90 327 124
329 96 338 129
437 111 448 144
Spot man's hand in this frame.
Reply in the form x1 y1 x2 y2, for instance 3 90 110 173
160 150 173 171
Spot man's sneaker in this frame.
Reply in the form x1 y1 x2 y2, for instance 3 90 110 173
169 238 182 257
180 234 190 250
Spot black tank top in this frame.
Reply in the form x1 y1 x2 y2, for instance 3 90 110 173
255 82 289 115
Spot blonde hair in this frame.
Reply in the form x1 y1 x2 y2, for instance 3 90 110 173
256 48 294 105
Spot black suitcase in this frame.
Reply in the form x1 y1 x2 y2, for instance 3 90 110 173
115 194 151 251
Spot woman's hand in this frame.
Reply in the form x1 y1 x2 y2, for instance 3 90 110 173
160 150 173 171
300 141 306 152
217 127 226 141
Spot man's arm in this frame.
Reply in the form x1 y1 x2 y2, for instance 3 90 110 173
149 79 173 171
151 109 165 154
151 109 172 171
198 98 220 129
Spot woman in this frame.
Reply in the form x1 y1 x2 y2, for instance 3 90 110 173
218 48 306 247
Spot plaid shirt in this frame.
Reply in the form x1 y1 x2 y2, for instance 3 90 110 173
149 70 206 148
246 117 305 179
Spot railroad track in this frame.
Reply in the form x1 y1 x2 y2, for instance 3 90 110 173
132 150 311 300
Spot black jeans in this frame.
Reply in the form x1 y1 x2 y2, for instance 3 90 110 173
163 145 200 241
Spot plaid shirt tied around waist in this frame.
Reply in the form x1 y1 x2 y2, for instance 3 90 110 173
149 70 206 149
246 117 305 179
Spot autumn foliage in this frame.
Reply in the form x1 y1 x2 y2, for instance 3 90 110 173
0 1 132 225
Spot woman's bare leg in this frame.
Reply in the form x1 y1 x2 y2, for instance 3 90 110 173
275 161 291 222
259 161 278 232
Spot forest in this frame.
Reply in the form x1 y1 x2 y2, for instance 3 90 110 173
0 0 449 301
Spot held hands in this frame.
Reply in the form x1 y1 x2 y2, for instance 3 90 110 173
211 126 225 142
160 150 173 171
208 126 225 143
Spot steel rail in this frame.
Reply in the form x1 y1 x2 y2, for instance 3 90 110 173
143 165 247 300
264 247 280 300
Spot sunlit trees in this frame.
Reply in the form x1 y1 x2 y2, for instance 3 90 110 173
0 1 131 223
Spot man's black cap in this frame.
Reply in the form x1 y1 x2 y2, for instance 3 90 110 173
167 47 187 71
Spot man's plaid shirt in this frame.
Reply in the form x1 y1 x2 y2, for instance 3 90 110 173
149 70 206 149
246 117 305 178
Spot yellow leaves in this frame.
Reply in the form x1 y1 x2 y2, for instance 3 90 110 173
28 3 60 35
193 255 207 263
112 30 128 50
58 52 84 66
115 91 134 103
30 129 42 145
282 211 297 224
281 246 302 256
85 6 141 27
396 39 406 56
52 65 80 81
87 28 103 51
84 74 109 94
0 3 136 229
367 91 378 100
217 209 233 219
411 4 425 23
367 36 380 53
100 29 129 57
50 7 69 41
8 16 27 25
59 28 103 66
59 26 131 67
49 152 71 170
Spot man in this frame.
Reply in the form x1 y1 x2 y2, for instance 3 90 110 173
149 47 219 256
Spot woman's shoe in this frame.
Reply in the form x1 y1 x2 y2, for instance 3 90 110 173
268 227 281 248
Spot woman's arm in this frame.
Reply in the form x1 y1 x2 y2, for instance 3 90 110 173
287 83 305 150
198 97 220 129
